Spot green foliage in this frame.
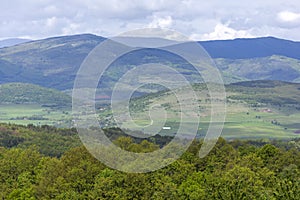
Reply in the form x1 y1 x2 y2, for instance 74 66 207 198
0 123 80 157
0 83 71 107
0 124 300 199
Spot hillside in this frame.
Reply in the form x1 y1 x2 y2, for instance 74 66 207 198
0 34 300 90
227 80 300 109
0 80 299 138
0 34 104 90
0 82 71 106
96 80 300 139
215 55 300 83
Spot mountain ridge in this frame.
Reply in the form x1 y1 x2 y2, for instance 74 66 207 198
200 36 300 59
0 34 300 90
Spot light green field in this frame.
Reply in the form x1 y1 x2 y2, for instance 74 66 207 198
2 81 300 140
96 82 300 140
0 104 72 127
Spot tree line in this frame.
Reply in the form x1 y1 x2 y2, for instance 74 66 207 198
0 123 299 199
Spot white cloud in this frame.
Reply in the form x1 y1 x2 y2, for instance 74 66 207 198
196 23 254 41
277 11 300 22
148 15 173 28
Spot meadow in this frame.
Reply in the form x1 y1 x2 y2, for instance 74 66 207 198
97 80 300 140
1 80 300 140
0 104 71 127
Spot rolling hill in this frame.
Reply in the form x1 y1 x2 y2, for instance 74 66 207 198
95 80 300 139
215 55 300 83
0 34 300 90
0 83 72 127
0 82 71 106
0 80 299 139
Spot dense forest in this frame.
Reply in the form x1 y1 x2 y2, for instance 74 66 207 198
0 123 300 199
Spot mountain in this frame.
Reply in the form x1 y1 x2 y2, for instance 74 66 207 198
0 38 31 48
0 34 300 90
201 37 300 60
0 34 104 89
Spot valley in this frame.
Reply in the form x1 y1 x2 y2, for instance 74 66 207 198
0 82 72 126
1 80 299 140
1 34 300 140
96 80 300 140
2 1 300 199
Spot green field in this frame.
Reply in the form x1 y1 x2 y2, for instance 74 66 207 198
217 105 300 139
1 80 300 140
96 80 300 140
0 104 72 127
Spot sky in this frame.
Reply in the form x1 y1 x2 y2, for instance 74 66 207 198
1 0 300 41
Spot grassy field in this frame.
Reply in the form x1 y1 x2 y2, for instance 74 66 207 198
218 104 300 139
1 80 300 140
95 81 300 140
0 104 72 127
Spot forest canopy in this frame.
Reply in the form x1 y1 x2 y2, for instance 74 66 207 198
0 123 299 199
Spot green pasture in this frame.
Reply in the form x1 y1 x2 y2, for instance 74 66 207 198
0 104 71 127
99 94 300 139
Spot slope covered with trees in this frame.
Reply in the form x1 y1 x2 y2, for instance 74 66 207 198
1 35 300 90
0 123 299 199
0 83 71 107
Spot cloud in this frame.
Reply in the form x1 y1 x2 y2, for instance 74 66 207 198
148 15 173 28
192 23 254 41
0 0 300 41
277 11 300 22
46 17 58 28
